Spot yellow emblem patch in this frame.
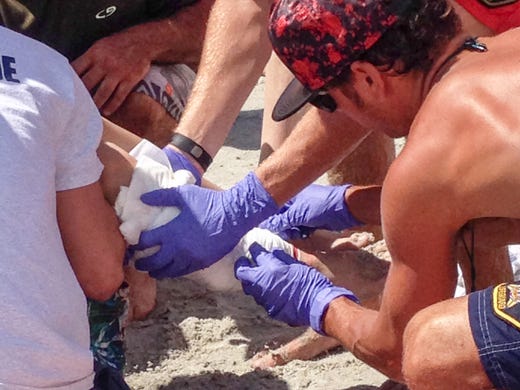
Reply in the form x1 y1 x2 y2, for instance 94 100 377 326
493 283 520 330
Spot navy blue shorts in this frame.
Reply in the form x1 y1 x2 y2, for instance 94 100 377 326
468 283 520 389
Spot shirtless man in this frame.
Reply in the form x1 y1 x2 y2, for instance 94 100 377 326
231 0 520 388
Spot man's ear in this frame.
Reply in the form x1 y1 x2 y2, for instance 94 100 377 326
349 61 386 102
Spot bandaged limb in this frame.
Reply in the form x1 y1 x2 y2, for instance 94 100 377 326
97 140 162 321
100 135 389 367
114 138 300 291
98 134 302 320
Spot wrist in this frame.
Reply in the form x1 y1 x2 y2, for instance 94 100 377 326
309 286 359 335
230 172 280 227
170 133 213 171
168 144 205 174
337 184 364 229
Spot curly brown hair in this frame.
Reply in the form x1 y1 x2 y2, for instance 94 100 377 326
330 0 461 86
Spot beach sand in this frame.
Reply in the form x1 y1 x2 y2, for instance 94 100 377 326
123 76 399 390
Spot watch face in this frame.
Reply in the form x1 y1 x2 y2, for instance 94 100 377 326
477 0 518 7
190 145 203 158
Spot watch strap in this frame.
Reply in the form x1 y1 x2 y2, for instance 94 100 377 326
170 133 213 171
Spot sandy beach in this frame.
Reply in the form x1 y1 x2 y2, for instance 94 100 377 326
123 76 399 390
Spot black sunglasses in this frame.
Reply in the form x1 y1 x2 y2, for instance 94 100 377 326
309 90 337 113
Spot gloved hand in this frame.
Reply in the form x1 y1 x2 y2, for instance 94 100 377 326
234 242 358 334
163 147 202 185
259 183 362 240
132 172 279 278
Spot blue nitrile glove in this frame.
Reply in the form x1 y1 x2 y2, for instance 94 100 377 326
132 172 279 279
234 242 358 334
163 147 202 185
259 183 363 240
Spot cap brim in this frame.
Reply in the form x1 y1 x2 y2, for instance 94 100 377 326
272 78 316 122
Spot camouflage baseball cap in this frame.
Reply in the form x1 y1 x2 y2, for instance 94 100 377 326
270 0 414 121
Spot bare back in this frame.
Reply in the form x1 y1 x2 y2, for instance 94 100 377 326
396 28 520 228
365 28 520 371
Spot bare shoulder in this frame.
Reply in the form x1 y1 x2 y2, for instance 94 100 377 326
389 34 520 224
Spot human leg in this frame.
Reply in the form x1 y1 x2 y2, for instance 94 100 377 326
468 284 520 389
98 131 189 320
402 295 493 390
260 52 308 162
106 64 195 147
91 130 185 375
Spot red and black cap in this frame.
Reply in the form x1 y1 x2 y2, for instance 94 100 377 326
269 0 414 121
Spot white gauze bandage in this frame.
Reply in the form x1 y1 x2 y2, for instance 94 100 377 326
186 227 300 291
115 140 195 260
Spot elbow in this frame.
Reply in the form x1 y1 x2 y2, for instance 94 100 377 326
82 245 126 302
83 269 125 301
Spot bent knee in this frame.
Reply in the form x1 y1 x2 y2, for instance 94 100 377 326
402 297 484 389
402 306 446 385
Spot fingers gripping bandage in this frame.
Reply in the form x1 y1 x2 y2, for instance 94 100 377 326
115 140 196 262
115 140 300 291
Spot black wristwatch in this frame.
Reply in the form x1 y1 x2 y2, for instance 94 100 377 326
170 133 213 171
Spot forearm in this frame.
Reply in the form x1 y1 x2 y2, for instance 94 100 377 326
58 183 125 301
106 1 212 68
322 297 404 380
175 0 273 158
153 0 214 67
256 108 372 205
102 117 142 153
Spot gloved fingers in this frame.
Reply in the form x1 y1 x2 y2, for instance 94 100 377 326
258 212 293 234
258 217 277 232
148 260 189 279
248 242 280 268
279 209 308 231
277 199 295 214
132 223 174 251
272 249 298 265
140 187 185 207
163 147 202 185
234 256 257 282
134 244 173 273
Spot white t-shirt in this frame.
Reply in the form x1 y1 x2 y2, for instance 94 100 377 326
0 27 103 389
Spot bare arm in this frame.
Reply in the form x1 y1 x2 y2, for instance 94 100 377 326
149 0 215 67
174 0 273 160
72 0 213 115
256 108 372 205
57 182 125 301
174 0 373 206
322 144 463 380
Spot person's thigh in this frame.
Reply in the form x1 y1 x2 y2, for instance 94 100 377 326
260 52 308 162
107 64 196 147
402 295 494 389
